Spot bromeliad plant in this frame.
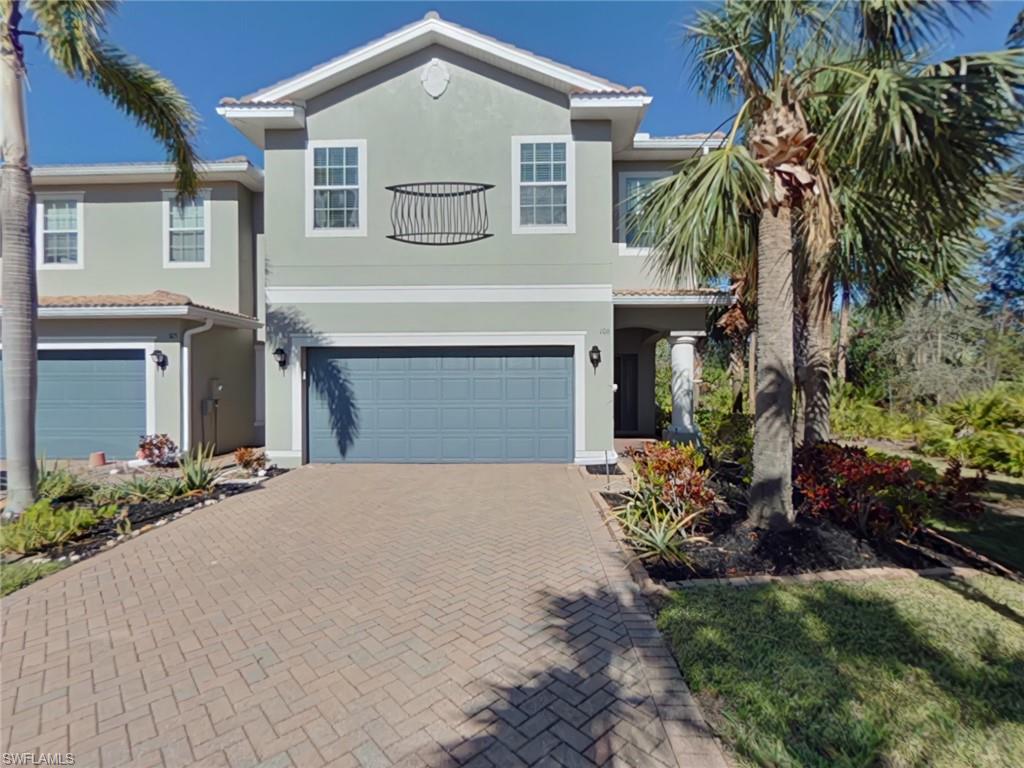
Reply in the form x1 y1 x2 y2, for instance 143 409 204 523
616 442 717 568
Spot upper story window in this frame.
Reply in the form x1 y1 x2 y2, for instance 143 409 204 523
305 139 367 237
36 193 84 270
618 171 670 251
511 135 575 235
162 189 211 268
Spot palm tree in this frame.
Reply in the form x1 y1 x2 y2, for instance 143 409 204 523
1 0 200 515
635 0 1023 528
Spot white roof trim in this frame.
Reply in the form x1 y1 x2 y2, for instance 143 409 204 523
244 15 630 104
32 161 264 192
613 293 731 307
215 104 307 149
2 304 261 329
631 133 725 150
569 94 652 108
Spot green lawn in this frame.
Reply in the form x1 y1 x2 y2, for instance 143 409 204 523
928 508 1024 573
1 560 66 596
658 575 1024 767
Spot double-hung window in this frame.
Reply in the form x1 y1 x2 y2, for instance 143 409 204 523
306 139 367 237
162 189 211 267
618 171 669 251
36 193 84 269
512 136 575 234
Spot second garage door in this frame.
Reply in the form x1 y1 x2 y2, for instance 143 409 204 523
0 349 146 460
306 346 574 463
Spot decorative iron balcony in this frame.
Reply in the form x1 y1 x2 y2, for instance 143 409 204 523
386 182 494 245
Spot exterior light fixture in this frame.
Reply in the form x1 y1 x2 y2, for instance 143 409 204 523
150 349 168 370
588 345 602 371
272 348 288 369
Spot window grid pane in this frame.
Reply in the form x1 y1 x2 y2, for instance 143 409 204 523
624 176 660 246
168 197 206 263
41 199 80 264
313 145 360 229
518 142 568 227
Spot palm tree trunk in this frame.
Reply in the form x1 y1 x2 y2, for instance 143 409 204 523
1 3 38 516
747 330 756 414
802 253 833 446
749 204 795 529
729 339 744 413
836 280 849 386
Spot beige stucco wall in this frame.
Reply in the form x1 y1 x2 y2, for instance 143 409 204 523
264 301 614 465
262 45 615 288
29 181 252 315
189 326 258 452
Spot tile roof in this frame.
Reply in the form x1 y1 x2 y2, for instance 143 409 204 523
19 291 257 321
224 12 642 105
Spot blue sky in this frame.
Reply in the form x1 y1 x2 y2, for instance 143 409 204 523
22 1 1024 168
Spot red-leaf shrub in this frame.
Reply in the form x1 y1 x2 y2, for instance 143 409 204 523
794 443 934 540
939 459 987 521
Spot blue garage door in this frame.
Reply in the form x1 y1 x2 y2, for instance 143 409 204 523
307 347 574 463
0 349 146 460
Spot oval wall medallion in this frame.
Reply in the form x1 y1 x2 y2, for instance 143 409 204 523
421 59 450 99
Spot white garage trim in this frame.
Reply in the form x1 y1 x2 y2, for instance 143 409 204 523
287 331 590 463
1 341 157 435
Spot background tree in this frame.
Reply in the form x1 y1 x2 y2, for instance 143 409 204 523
1 0 200 515
634 0 1024 528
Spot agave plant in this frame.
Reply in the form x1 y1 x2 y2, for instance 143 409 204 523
179 443 222 494
615 504 707 568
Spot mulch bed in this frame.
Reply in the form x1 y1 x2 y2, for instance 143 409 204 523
600 489 948 582
3 468 287 566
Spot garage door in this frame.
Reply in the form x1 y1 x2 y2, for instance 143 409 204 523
306 347 574 463
0 349 146 460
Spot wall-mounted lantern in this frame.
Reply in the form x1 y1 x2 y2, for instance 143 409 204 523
272 348 288 369
588 345 602 372
150 349 168 370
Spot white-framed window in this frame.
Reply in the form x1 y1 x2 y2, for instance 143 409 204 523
305 139 367 237
36 192 84 269
511 135 575 234
618 171 670 253
162 189 212 268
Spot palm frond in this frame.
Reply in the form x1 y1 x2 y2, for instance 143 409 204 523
28 0 200 198
1010 9 1024 47
853 0 980 61
632 144 767 286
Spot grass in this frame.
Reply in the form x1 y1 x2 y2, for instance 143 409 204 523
658 574 1024 767
928 509 1024 573
1 560 66 596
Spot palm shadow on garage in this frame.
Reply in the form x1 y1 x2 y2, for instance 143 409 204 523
267 308 360 459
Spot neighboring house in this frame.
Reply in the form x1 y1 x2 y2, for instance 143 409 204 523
0 159 264 460
1 11 727 466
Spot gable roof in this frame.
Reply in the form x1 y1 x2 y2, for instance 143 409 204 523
222 11 645 106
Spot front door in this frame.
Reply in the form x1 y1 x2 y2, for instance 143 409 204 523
614 353 638 434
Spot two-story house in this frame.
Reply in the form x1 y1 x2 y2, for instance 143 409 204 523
0 159 264 460
3 12 726 466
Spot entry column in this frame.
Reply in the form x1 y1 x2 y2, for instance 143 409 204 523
666 331 703 443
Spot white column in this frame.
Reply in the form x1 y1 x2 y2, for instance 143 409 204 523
666 332 703 442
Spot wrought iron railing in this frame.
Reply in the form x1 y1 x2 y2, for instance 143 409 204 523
386 182 494 245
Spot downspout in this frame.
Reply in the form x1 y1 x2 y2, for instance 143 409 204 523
181 318 214 451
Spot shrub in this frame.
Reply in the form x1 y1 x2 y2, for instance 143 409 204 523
1 560 66 596
179 443 221 493
937 459 987 521
137 434 178 465
0 501 119 554
233 446 267 474
617 442 716 567
795 443 934 541
830 389 916 441
37 459 96 503
697 409 753 482
91 475 185 505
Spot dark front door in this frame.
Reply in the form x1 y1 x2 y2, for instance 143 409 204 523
614 353 638 434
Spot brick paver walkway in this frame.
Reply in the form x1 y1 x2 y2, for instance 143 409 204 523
1 465 725 767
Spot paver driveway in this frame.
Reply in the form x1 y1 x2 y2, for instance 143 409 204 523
1 465 725 768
